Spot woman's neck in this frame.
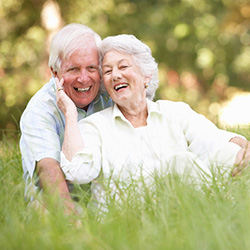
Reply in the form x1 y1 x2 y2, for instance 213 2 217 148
118 99 148 128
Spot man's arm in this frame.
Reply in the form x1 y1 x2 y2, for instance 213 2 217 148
37 158 77 215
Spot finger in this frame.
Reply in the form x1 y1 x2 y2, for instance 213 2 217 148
232 164 242 176
232 158 250 176
56 77 64 91
55 77 60 88
232 164 246 176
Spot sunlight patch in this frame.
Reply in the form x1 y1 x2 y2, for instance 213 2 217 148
219 92 250 128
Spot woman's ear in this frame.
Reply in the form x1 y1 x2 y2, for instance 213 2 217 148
144 75 151 85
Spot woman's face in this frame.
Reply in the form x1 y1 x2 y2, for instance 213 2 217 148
102 50 148 106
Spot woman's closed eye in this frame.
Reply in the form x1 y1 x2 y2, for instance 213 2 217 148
103 69 112 75
120 65 130 70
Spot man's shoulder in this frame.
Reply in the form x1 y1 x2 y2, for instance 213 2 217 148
93 92 113 110
22 79 57 114
99 92 112 103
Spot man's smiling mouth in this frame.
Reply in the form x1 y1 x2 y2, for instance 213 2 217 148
74 86 91 93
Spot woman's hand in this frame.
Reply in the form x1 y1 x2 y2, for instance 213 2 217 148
231 141 250 176
56 77 77 118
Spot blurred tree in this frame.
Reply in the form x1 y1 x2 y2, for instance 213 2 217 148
0 0 249 132
0 0 63 132
0 0 47 132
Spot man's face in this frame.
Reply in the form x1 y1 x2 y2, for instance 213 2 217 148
55 44 100 110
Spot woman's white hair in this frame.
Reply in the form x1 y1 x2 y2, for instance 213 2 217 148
100 34 159 100
49 23 101 74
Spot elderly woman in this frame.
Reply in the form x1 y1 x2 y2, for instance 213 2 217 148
57 34 249 207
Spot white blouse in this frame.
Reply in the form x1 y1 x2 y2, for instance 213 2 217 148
61 100 241 201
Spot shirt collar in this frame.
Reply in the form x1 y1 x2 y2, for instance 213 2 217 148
112 103 125 120
112 99 163 121
146 99 162 116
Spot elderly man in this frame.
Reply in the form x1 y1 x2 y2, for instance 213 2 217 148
19 23 112 214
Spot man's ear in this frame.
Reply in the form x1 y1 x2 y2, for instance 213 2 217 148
50 67 58 77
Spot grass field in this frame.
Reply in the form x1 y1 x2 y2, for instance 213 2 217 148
1 128 250 250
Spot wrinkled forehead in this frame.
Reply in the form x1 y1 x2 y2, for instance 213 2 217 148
102 50 134 65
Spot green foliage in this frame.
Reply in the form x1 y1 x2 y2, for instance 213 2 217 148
1 0 250 130
1 129 250 249
0 0 49 131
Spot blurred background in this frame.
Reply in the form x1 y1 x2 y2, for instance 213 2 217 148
1 0 250 135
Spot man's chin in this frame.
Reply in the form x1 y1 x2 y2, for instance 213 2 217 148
73 90 99 109
74 98 92 110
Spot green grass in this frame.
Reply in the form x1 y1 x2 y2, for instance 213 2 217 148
1 129 250 250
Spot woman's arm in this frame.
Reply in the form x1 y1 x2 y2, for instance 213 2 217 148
56 78 84 161
166 101 248 163
56 78 101 184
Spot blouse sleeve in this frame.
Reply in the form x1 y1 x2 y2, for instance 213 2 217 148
60 118 102 184
207 141 241 168
164 101 245 161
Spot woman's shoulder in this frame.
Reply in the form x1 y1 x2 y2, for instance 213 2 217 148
155 99 191 113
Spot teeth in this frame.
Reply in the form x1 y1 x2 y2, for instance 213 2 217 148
74 87 90 92
114 84 128 91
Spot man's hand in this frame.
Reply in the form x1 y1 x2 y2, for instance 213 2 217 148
37 158 78 215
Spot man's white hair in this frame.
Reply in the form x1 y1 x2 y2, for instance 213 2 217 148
49 23 101 75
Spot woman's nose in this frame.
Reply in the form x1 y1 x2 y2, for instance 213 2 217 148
112 68 122 81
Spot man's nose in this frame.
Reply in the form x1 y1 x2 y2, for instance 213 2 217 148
77 69 89 83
